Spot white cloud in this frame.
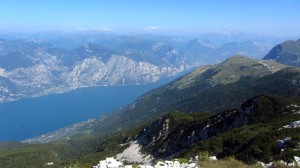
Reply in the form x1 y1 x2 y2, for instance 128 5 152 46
0 68 7 77
96 27 112 32
144 26 159 31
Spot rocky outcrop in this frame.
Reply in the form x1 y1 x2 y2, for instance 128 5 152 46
134 94 300 159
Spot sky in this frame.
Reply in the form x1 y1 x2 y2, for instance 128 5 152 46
0 0 299 36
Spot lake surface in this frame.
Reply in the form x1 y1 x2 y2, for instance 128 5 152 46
0 81 170 141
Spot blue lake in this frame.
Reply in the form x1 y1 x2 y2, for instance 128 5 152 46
0 81 169 141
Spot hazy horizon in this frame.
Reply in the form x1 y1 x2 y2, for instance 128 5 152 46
0 0 299 37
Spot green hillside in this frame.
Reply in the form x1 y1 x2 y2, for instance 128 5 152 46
263 39 300 67
82 56 288 136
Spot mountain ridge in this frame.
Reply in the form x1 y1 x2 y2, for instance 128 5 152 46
134 94 300 160
263 38 300 67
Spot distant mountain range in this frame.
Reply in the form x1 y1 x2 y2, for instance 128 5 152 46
0 35 274 102
0 38 185 102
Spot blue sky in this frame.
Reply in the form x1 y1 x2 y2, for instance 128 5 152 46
0 0 299 36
